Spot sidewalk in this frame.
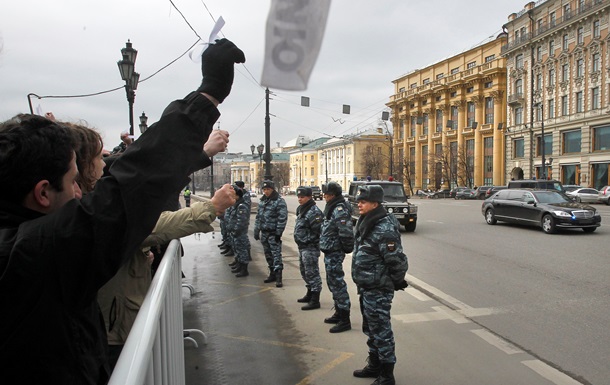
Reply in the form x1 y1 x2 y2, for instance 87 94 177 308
178 200 574 385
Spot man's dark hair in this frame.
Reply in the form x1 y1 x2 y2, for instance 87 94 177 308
0 114 74 203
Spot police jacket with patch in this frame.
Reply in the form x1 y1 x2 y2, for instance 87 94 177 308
226 197 250 235
0 92 220 385
254 190 287 236
352 205 408 292
294 199 323 249
320 195 354 253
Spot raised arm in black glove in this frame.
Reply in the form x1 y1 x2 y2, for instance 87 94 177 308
197 38 246 103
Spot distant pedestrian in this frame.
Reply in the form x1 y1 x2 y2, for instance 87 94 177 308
351 185 408 385
184 188 191 207
320 182 354 333
253 180 288 287
294 186 324 310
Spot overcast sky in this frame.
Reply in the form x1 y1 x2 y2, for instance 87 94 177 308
1 0 524 154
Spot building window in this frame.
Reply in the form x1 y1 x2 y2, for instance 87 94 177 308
515 79 523 95
563 130 582 154
592 87 600 109
536 74 543 91
550 11 556 27
563 4 571 18
549 68 555 86
450 91 457 98
536 134 553 156
514 107 523 125
410 83 417 89
483 137 494 186
593 20 601 38
549 39 555 56
485 97 494 124
423 78 430 84
436 73 444 79
548 99 555 118
593 125 610 151
561 64 569 81
516 54 524 69
485 54 495 62
576 91 583 113
410 116 417 137
467 61 476 69
485 81 493 88
562 34 569 50
451 106 458 129
466 86 474 93
467 102 475 127
536 46 542 61
436 109 443 132
514 138 525 158
310 167 314 176
422 145 428 180
422 113 429 135
535 105 542 121
561 95 568 116
576 59 584 77
577 27 584 45
562 164 579 185
451 67 459 74
592 53 600 72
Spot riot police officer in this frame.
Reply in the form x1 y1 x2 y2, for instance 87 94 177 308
253 180 288 287
227 185 251 277
351 185 408 385
320 182 354 333
294 186 324 310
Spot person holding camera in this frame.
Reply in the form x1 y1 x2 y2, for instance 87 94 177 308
351 185 408 385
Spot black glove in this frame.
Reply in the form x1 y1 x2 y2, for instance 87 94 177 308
394 280 408 291
275 234 282 242
254 231 260 241
197 38 246 103
342 244 353 254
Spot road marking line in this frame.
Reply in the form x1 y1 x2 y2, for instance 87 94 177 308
296 352 354 385
471 329 523 355
407 287 431 301
521 360 584 385
407 276 473 310
393 306 469 324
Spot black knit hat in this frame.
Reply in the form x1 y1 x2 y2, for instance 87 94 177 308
356 185 384 203
296 186 312 197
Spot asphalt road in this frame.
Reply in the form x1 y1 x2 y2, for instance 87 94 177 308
180 194 609 385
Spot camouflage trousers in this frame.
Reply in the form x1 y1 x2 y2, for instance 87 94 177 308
261 232 283 271
298 247 322 293
220 218 227 241
231 233 251 264
323 251 351 311
359 289 396 364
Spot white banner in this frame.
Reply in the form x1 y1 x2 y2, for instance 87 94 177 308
261 0 332 91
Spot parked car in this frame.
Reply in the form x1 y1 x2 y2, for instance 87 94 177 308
481 188 601 234
310 186 323 200
249 191 257 198
473 186 492 199
484 186 508 199
507 179 563 192
450 187 468 199
430 188 451 199
562 185 581 193
566 188 600 203
455 188 476 199
598 186 610 205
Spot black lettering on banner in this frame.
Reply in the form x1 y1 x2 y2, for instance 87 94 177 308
271 0 309 71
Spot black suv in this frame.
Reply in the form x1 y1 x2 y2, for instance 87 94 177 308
347 180 418 232
481 188 601 234
310 186 323 200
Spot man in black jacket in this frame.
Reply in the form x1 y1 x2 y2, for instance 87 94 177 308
0 38 244 385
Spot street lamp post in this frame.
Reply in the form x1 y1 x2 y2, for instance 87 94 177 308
264 88 273 181
138 112 148 134
381 111 394 178
257 143 264 188
534 102 546 180
117 40 140 138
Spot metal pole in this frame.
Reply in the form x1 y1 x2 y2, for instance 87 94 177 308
210 157 215 198
264 88 273 180
528 12 535 180
128 88 135 137
541 103 546 180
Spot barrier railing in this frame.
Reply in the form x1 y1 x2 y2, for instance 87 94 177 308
108 239 185 385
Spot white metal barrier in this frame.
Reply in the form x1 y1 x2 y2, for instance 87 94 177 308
108 240 185 385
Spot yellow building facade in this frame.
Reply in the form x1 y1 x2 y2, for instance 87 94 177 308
388 35 508 194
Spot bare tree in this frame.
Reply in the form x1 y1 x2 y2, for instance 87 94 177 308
401 153 415 196
456 142 475 188
361 145 386 179
272 163 290 190
431 143 458 188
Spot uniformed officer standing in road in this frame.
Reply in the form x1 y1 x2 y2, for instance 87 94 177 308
351 185 408 385
253 180 288 287
294 186 324 310
234 180 251 208
227 185 251 277
320 182 354 333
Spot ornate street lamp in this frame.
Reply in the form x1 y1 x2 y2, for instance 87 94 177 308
250 144 256 156
257 143 264 185
138 112 148 134
117 40 140 137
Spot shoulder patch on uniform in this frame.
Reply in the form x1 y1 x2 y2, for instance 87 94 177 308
340 219 347 225
387 242 396 252
337 207 343 211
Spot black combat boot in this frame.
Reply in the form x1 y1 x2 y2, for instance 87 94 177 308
371 363 395 385
275 270 283 288
297 287 312 303
231 262 242 273
324 304 340 324
329 309 351 333
263 268 276 283
353 352 381 378
228 258 239 267
220 247 231 255
301 291 320 310
223 249 235 257
235 263 249 277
